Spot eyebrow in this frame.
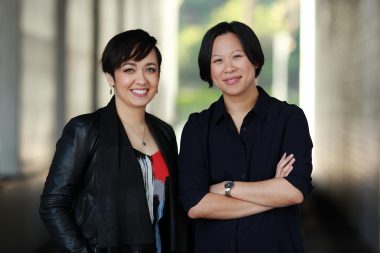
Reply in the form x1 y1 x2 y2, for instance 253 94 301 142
211 49 245 58
122 62 158 67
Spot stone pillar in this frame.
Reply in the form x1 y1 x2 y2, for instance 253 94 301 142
65 0 93 121
0 0 21 176
19 0 57 173
299 0 316 141
97 0 120 107
152 0 180 123
313 0 380 251
123 0 180 124
272 31 293 101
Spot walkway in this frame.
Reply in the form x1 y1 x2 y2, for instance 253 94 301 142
0 172 375 253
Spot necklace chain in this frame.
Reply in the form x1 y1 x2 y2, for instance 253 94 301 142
123 121 146 146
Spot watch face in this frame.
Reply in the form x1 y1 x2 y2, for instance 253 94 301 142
225 181 235 189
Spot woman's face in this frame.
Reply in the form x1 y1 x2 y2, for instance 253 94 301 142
108 50 159 109
210 32 257 99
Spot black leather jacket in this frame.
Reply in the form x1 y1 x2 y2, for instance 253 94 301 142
40 99 190 253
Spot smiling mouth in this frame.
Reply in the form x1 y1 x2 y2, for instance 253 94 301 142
131 89 148 95
223 76 241 85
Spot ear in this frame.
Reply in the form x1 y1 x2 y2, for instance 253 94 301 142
105 73 115 87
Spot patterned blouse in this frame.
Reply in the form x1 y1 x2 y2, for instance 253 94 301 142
133 149 169 253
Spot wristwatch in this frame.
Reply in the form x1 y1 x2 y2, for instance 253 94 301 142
224 181 235 197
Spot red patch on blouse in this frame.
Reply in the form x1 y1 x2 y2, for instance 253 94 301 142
151 150 169 182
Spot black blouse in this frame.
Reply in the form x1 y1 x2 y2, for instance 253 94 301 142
179 86 313 253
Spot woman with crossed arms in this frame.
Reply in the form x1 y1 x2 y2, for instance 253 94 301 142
179 21 313 253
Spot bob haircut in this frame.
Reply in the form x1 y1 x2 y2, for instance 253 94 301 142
101 29 162 78
198 21 265 87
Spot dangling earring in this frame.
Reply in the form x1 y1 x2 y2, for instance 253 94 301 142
110 86 113 95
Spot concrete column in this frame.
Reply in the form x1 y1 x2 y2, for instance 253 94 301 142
272 31 293 101
56 0 67 137
65 0 93 120
97 0 120 107
0 0 21 176
299 0 315 140
19 0 57 172
122 0 180 124
90 0 100 111
152 0 180 123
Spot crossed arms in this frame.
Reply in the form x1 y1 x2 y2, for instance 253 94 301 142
187 153 303 219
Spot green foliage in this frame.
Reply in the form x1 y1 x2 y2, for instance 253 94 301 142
179 0 226 29
209 0 245 23
176 86 221 123
177 0 301 121
178 25 205 86
250 3 289 36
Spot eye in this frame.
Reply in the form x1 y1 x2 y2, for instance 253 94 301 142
233 54 243 60
212 58 223 64
122 68 135 73
146 67 157 73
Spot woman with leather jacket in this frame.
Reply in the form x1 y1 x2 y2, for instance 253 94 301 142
40 29 190 253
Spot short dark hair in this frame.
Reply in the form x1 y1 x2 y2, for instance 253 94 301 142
198 21 265 87
101 29 162 77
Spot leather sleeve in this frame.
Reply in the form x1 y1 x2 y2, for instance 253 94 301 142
39 116 94 253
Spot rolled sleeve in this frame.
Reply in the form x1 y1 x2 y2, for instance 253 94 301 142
283 107 313 199
179 114 210 213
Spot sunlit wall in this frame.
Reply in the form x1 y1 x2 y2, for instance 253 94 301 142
311 0 380 251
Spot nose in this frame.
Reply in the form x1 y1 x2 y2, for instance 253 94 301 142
135 69 146 85
224 59 236 73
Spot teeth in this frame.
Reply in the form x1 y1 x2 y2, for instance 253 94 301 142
225 78 239 84
132 89 147 95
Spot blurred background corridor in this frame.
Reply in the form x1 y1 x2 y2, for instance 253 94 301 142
0 0 379 252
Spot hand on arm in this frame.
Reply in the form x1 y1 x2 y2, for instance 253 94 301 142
276 152 295 178
188 153 296 219
209 153 303 208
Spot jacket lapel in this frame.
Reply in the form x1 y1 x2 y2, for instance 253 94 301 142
95 97 155 247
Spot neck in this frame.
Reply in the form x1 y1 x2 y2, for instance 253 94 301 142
115 98 146 126
224 85 259 117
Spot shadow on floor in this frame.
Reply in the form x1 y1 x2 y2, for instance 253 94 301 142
0 172 376 253
301 190 375 253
